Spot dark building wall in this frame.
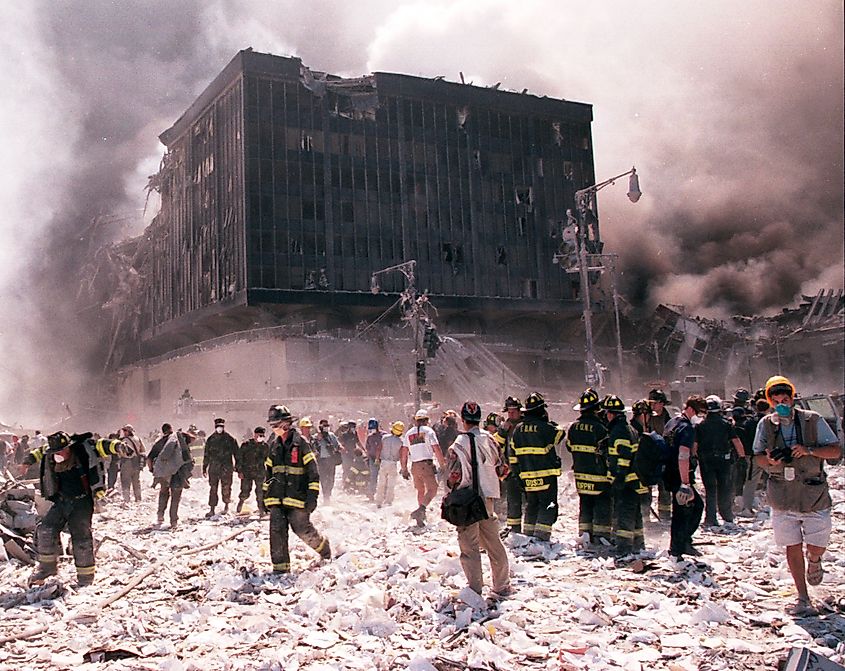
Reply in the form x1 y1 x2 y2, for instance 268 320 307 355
149 50 594 340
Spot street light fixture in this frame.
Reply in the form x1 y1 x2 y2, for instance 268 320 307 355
567 166 641 388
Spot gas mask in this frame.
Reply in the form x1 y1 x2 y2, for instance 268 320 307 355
775 403 792 418
690 415 704 426
215 426 224 434
255 435 265 442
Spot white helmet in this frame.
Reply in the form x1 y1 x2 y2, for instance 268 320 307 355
413 408 429 420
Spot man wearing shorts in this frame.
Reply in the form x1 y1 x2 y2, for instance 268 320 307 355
753 375 842 616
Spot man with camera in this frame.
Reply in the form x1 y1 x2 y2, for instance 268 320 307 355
753 375 841 616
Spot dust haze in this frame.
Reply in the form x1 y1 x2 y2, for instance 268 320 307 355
0 1 841 423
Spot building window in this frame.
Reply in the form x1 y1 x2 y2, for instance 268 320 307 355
523 279 538 299
517 216 527 236
496 246 507 265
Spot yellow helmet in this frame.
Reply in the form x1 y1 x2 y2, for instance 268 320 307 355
764 375 795 404
298 417 314 429
390 420 405 436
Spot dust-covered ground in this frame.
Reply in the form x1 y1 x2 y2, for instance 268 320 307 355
0 465 843 670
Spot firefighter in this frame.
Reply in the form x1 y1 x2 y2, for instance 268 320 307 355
236 426 269 515
263 405 331 573
203 417 238 517
508 392 565 541
494 396 525 535
603 395 647 554
21 431 121 586
647 389 673 521
566 388 612 544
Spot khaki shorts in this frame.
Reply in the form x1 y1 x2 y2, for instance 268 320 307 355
771 508 832 547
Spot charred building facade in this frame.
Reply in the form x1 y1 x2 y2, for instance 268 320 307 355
144 49 595 351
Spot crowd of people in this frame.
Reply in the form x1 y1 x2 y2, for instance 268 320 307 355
11 374 842 614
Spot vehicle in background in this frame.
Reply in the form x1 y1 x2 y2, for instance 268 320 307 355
794 393 843 463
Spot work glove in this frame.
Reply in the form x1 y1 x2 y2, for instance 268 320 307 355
675 484 694 506
305 496 317 514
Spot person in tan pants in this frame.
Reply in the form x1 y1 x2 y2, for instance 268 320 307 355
445 401 511 599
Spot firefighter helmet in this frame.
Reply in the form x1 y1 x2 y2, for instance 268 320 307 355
765 375 796 404
732 388 750 405
648 388 668 404
367 417 379 431
502 395 522 412
460 401 482 423
213 417 226 426
632 399 651 417
46 431 71 452
267 405 292 425
573 387 600 412
485 412 500 428
521 392 547 414
390 421 405 436
601 394 626 413
705 395 723 413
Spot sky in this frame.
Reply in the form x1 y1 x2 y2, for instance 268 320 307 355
0 0 842 421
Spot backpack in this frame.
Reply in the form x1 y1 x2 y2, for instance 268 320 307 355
633 430 671 486
153 434 188 479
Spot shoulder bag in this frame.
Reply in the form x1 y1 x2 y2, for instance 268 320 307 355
441 432 490 527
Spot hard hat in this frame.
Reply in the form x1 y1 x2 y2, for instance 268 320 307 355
601 394 627 413
632 399 651 417
648 389 668 404
521 392 547 414
298 417 314 429
414 408 429 420
254 426 266 435
367 418 379 431
502 395 522 412
390 421 405 436
123 424 134 433
765 375 795 404
705 395 723 413
460 401 482 423
573 387 600 412
267 405 292 425
46 431 71 453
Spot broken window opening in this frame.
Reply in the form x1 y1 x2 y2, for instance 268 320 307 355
536 158 544 177
517 216 527 237
552 122 562 146
456 106 470 130
496 246 507 265
301 133 313 152
514 186 533 206
289 238 303 255
523 279 538 299
442 243 453 263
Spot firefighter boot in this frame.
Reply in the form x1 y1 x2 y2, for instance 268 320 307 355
236 499 244 513
222 504 229 515
76 567 95 587
206 506 215 518
28 561 58 586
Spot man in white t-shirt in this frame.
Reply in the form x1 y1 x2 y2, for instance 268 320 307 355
400 408 445 526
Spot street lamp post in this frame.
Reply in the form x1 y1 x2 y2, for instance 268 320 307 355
568 167 641 388
370 260 422 408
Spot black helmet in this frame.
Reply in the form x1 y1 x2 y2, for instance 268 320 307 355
632 399 651 416
485 412 500 428
732 388 750 405
573 387 600 412
753 387 767 402
46 431 71 452
267 405 292 426
502 395 522 412
601 395 626 413
521 392 546 415
648 388 668 404
460 401 482 423
254 426 266 435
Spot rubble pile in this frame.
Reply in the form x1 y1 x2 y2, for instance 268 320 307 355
0 476 37 566
0 469 842 670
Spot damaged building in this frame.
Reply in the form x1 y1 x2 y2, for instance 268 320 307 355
100 49 608 429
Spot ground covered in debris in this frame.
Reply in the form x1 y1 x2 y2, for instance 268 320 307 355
0 468 843 671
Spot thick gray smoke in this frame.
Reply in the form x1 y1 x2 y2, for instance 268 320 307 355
0 1 842 423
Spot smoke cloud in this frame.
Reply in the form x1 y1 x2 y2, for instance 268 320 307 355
0 1 841 422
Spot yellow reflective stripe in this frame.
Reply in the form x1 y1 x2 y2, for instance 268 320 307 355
624 473 639 482
315 538 327 554
535 523 553 532
576 472 611 483
594 525 612 533
568 443 598 453
513 445 555 456
308 482 320 491
519 469 560 479
282 497 305 508
616 529 635 539
613 439 636 449
617 458 631 467
76 565 96 575
508 456 518 464
264 497 281 506
273 562 290 571
32 448 44 462
555 429 565 444
493 433 506 446
506 517 522 525
608 446 619 456
265 458 273 467
302 451 315 465
524 483 550 491
39 554 57 563
272 465 305 475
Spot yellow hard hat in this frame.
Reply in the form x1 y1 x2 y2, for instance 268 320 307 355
298 417 314 429
390 420 405 436
764 375 795 404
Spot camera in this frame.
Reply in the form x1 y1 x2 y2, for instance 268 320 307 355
769 443 793 464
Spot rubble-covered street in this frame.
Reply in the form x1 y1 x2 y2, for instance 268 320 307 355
0 465 842 671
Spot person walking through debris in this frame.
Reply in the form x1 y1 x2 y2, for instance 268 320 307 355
20 431 121 586
337 420 363 490
566 388 612 546
445 401 511 600
313 419 341 503
741 393 772 515
374 421 404 508
753 375 842 616
15 434 29 465
400 408 445 527
365 418 385 501
647 389 673 521
493 396 525 535
118 424 146 504
508 392 565 541
263 405 331 574
236 426 269 515
664 395 708 559
603 395 647 554
148 424 194 529
697 395 746 528
203 417 238 516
